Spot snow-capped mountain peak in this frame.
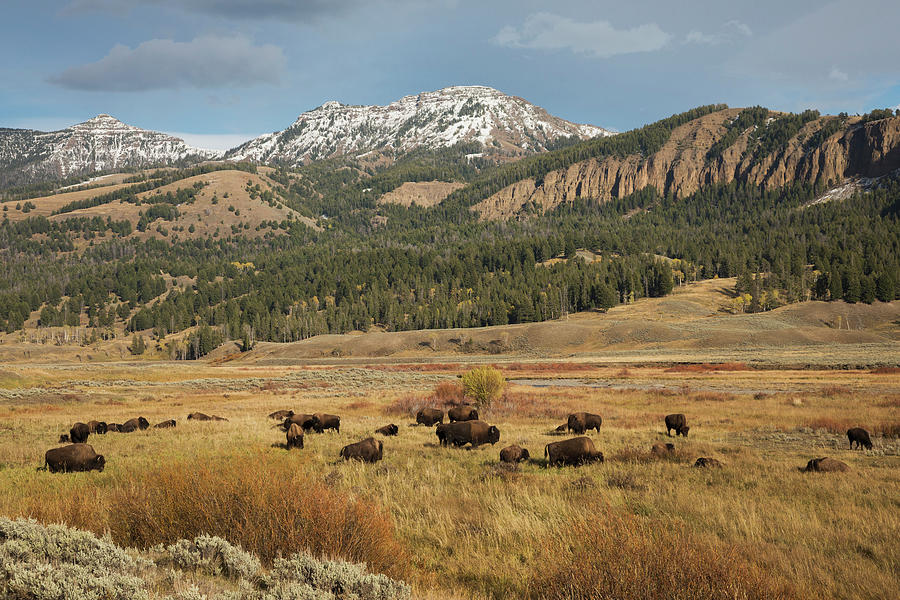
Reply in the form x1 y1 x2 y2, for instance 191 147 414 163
226 86 613 165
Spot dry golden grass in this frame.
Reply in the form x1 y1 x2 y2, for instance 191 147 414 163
0 363 898 599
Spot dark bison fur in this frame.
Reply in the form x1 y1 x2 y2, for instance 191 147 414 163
545 437 604 467
435 420 500 448
802 457 850 473
499 444 530 463
45 444 105 473
58 434 70 443
282 413 319 432
375 424 399 436
650 442 675 457
123 417 150 431
567 412 602 435
268 409 294 420
847 427 872 450
694 457 723 468
313 413 340 433
448 405 479 422
87 421 108 434
340 437 383 463
416 408 444 426
665 414 690 437
154 419 177 429
69 423 90 444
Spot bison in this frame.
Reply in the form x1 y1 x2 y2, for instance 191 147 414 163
340 437 383 463
188 412 228 422
154 419 176 429
87 420 108 435
106 423 122 433
567 412 602 435
286 423 304 449
416 408 444 426
545 437 604 467
435 420 500 448
650 442 675 458
313 413 340 433
802 457 849 473
499 444 530 463
448 405 479 422
554 424 567 433
45 444 105 473
665 414 690 437
847 428 872 450
694 457 723 468
58 434 71 444
268 409 294 420
69 422 90 444
123 417 150 431
282 413 319 432
375 424 399 436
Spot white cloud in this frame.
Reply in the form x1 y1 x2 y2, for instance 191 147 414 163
50 35 285 92
725 20 752 37
492 12 671 58
685 20 752 45
64 0 363 20
165 132 262 152
828 67 849 82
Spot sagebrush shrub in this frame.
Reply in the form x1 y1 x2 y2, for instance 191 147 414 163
461 366 506 408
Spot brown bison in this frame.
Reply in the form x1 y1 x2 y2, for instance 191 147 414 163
802 457 849 473
416 408 444 426
847 428 872 450
87 420 108 434
123 417 150 431
313 413 340 433
375 424 399 436
665 414 690 437
499 444 530 463
435 420 500 448
567 412 602 435
45 444 105 473
282 413 319 432
545 437 604 467
69 423 90 444
650 442 675 458
286 423 304 449
106 423 122 433
340 437 383 463
58 434 70 443
448 405 479 422
268 409 294 420
154 419 176 429
694 457 723 468
554 423 567 433
187 412 228 422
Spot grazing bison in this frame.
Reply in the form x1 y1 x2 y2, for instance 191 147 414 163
554 424 567 433
694 457 723 468
545 437 604 467
69 423 90 444
268 409 294 420
119 422 137 433
106 423 122 433
416 408 444 426
499 444 530 463
802 457 849 473
567 412 602 435
665 414 690 437
282 413 319 432
340 437 383 463
58 434 71 443
448 405 479 422
286 423 304 449
435 420 500 448
650 442 675 458
45 444 105 473
847 428 873 450
154 419 176 429
87 420 108 435
188 412 228 422
313 413 340 433
122 417 150 432
375 424 399 436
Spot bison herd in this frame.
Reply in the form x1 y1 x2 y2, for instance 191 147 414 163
42 399 876 475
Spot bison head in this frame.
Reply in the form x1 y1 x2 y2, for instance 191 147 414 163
138 417 150 430
488 425 501 444
96 422 108 434
680 426 690 437
94 455 106 472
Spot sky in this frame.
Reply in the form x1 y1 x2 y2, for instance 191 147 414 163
2 0 898 150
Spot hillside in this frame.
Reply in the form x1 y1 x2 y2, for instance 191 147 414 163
225 86 612 165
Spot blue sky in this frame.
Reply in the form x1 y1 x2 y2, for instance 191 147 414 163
2 0 898 150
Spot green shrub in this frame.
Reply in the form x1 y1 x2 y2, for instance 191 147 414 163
461 366 506 408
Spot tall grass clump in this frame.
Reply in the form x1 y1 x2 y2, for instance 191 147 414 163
528 511 795 600
461 366 506 408
107 456 407 577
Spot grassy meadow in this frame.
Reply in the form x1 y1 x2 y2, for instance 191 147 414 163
0 362 898 599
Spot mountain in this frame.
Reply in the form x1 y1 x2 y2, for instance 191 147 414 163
225 86 612 165
440 106 900 219
0 115 220 188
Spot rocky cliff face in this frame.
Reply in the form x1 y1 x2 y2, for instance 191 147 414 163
475 109 900 219
0 115 219 187
225 86 612 165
